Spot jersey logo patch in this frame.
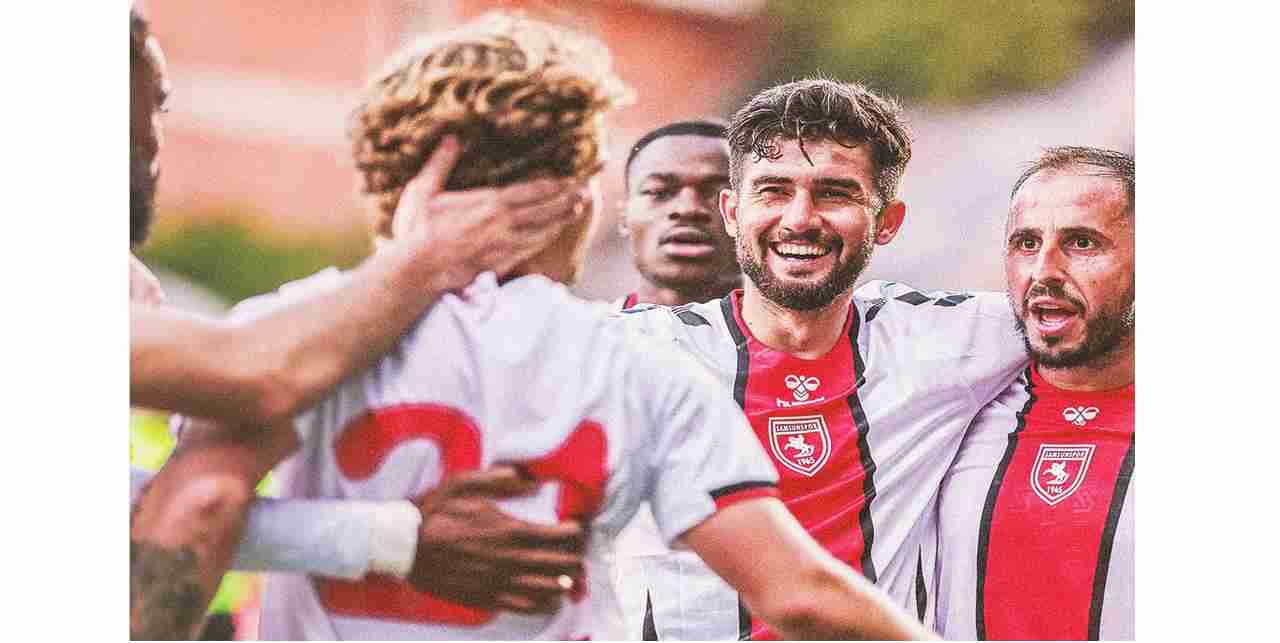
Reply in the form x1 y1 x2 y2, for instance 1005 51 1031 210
1031 444 1096 506
1062 406 1100 426
768 415 831 477
784 374 821 401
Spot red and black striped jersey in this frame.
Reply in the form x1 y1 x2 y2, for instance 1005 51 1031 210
935 367 1134 640
611 281 1028 639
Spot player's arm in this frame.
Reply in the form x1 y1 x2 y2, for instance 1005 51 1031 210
682 498 937 640
232 465 585 615
130 417 297 639
130 136 584 426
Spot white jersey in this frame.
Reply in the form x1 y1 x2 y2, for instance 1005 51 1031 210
611 281 1027 639
227 270 778 641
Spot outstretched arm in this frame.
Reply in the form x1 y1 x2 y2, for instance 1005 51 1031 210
683 498 937 641
130 136 583 426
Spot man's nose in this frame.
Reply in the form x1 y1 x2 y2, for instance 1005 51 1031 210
667 185 713 222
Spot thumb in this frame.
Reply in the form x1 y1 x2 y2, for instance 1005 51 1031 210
408 135 463 198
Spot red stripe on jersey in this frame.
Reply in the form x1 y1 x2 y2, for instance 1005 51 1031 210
711 483 779 511
979 370 1134 640
725 292 873 641
622 292 639 309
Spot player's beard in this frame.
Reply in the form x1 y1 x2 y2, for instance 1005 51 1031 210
737 225 873 311
131 145 158 246
1011 282 1136 369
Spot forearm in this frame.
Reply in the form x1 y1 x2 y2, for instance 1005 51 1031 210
685 499 936 640
132 467 420 580
130 244 447 424
759 562 936 641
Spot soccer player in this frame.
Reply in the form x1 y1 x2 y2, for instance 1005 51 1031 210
615 120 740 309
610 78 1028 639
128 7 585 638
933 147 1135 640
173 14 935 640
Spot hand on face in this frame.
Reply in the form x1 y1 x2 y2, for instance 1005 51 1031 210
391 136 589 291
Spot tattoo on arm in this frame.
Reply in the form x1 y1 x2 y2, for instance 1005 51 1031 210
129 539 206 640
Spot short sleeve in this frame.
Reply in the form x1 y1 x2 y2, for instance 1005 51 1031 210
636 346 779 545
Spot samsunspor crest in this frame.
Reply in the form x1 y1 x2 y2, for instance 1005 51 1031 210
768 415 832 476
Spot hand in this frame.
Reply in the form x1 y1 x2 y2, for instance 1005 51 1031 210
391 136 588 291
130 253 166 306
407 465 586 615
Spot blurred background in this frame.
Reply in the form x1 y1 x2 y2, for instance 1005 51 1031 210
130 0 1132 638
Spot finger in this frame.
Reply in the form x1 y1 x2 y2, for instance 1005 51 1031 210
509 520 586 549
449 466 540 497
508 190 581 231
495 178 570 207
494 591 562 615
408 135 463 197
507 573 574 595
500 548 586 574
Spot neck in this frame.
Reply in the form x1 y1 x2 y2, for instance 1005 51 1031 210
635 274 741 307
1037 337 1135 392
506 255 575 286
740 283 853 359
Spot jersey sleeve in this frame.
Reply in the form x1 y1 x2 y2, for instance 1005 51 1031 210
855 280 1028 410
633 343 779 545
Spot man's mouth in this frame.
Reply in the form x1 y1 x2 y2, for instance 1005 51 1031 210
770 241 833 261
1028 298 1081 336
660 227 718 259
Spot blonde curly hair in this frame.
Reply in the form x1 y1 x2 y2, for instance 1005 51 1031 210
350 12 631 238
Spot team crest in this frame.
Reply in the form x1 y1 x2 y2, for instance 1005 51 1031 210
768 415 831 477
1030 444 1096 506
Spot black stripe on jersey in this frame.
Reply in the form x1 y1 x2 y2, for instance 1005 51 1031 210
710 480 776 499
916 548 928 621
721 294 750 409
722 293 754 638
738 598 752 640
975 367 1036 640
1088 435 1135 640
642 592 658 640
847 306 879 583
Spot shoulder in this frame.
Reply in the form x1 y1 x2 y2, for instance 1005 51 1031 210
608 297 737 370
855 279 1009 324
226 267 347 322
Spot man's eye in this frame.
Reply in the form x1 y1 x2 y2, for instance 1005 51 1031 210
640 188 671 199
1015 237 1039 251
1070 237 1096 250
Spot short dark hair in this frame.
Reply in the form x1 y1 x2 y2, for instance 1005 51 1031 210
1011 146 1135 212
726 78 912 206
624 119 727 189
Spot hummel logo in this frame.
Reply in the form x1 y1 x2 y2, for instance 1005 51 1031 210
1062 406 1099 426
784 374 821 401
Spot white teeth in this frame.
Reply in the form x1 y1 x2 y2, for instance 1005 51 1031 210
774 243 827 257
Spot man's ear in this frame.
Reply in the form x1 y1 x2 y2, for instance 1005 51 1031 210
874 200 907 245
719 188 739 238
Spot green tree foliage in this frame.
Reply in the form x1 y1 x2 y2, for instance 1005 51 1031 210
139 212 370 304
758 0 1134 106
